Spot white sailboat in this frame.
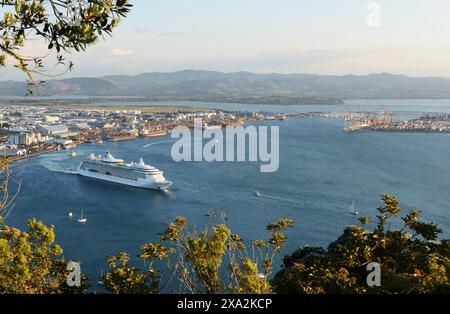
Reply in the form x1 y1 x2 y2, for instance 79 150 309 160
349 200 359 215
77 210 87 224
97 270 104 285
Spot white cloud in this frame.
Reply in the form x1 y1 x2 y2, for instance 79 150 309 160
111 48 134 57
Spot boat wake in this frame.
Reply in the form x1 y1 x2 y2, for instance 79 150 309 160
262 194 303 205
50 169 78 175
143 140 173 148
38 155 78 175
41 164 78 175
251 190 303 206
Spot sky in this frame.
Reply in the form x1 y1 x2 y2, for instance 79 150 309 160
2 0 450 80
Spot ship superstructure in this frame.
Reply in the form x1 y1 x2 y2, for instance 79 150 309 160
77 152 172 190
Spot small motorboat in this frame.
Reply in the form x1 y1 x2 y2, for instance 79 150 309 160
70 151 78 157
253 191 263 197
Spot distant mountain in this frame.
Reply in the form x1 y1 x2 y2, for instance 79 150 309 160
2 70 450 103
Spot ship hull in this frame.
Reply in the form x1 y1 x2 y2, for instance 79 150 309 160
77 168 173 191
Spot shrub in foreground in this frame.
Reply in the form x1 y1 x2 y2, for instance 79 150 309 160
272 195 450 294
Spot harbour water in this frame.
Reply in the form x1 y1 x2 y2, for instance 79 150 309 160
4 100 450 288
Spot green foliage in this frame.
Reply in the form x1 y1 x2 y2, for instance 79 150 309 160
2 156 449 298
272 195 450 294
186 224 230 293
103 215 294 294
0 218 88 293
0 0 132 88
0 158 87 294
103 252 157 294
102 242 175 294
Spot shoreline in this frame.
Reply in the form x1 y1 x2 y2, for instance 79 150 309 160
4 109 449 164
3 116 288 163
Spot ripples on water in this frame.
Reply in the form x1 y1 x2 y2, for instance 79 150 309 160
5 100 450 287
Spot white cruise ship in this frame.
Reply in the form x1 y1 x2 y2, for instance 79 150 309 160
77 152 173 191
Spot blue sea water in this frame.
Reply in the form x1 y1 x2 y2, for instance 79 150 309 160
4 100 450 289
